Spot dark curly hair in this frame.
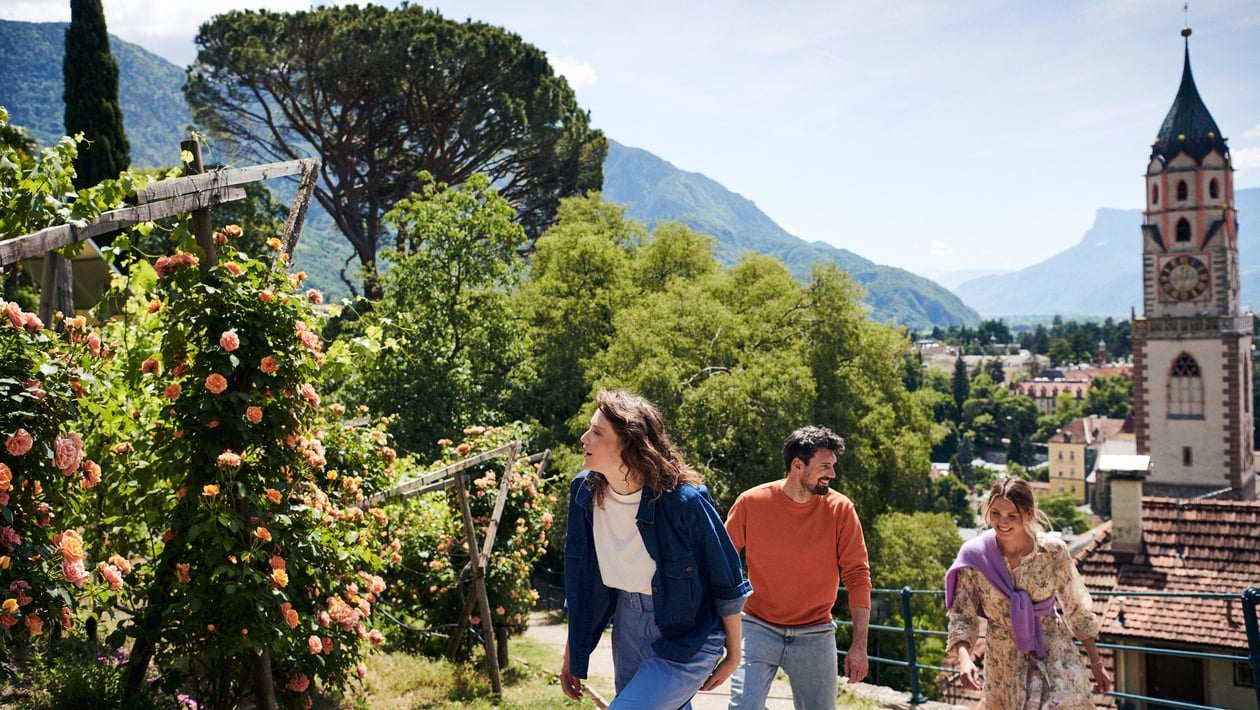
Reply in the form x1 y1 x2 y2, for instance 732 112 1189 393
587 389 702 506
781 425 846 472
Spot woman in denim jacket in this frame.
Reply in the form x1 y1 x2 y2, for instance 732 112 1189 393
560 389 752 708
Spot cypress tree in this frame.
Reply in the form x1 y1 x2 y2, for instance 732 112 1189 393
64 0 129 189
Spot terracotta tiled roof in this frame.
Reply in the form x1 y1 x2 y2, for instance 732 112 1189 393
1047 416 1129 445
1075 497 1260 651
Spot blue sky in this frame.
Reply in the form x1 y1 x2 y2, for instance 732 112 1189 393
5 0 1259 281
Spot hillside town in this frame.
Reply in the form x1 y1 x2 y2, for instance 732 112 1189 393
0 3 1258 710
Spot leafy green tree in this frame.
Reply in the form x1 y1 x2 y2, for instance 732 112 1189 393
1083 375 1133 418
1037 491 1093 535
984 357 1006 384
865 511 961 698
186 4 606 297
508 194 642 448
334 174 528 456
64 0 129 189
925 473 973 527
951 354 969 411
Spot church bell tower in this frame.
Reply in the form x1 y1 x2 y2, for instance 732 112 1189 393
1131 26 1256 501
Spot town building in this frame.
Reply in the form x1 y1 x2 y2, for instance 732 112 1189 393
1012 364 1132 415
1130 23 1256 501
1045 415 1133 503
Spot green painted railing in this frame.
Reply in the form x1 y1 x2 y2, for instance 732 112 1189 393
533 568 1259 708
846 586 1260 708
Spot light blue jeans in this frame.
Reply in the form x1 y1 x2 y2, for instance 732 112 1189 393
610 590 726 709
728 614 839 710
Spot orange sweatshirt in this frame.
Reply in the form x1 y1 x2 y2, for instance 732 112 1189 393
726 481 871 627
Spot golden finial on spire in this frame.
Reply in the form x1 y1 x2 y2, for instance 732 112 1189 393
1182 3 1192 37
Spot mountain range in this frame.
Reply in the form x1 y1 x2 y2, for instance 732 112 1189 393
11 18 1254 328
955 187 1260 319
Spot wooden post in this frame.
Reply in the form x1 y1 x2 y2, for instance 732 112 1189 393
37 251 74 327
453 478 503 696
181 139 217 270
279 159 318 265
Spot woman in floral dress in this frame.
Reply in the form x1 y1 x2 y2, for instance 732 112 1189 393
946 477 1111 709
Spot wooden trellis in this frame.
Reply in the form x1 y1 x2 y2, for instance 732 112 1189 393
363 441 552 696
1 146 320 270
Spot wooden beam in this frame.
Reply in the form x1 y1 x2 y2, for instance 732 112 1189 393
1 187 246 267
134 159 312 204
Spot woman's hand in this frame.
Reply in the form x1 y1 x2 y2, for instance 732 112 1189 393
956 645 981 690
1090 661 1112 696
560 642 584 700
700 650 740 691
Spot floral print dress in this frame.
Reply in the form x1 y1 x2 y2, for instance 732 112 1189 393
947 533 1101 710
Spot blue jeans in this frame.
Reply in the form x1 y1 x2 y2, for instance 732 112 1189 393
728 614 839 710
610 590 726 709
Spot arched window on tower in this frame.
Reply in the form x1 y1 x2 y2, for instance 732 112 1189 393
1152 184 1160 205
1176 218 1191 242
1169 353 1204 419
1177 180 1188 201
1209 178 1220 200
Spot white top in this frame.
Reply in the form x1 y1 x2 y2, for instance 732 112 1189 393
592 487 655 594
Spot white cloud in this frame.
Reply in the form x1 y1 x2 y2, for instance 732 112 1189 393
929 240 955 259
1232 146 1260 173
1242 123 1260 140
550 57 598 91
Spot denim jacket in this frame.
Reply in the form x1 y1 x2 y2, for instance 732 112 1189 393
564 470 752 678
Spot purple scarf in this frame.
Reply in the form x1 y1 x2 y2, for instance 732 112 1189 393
945 529 1057 658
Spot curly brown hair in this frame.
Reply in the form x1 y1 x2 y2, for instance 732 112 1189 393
586 389 702 506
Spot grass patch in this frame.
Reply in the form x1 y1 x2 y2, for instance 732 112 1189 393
330 634 585 709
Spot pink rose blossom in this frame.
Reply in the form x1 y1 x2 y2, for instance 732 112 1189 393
0 527 20 551
53 432 84 473
24 614 43 636
258 290 274 303
299 383 320 408
259 356 278 374
5 429 33 457
80 460 101 489
246 406 263 424
205 373 228 394
368 629 385 647
307 635 322 654
100 564 124 591
286 674 310 692
164 383 181 401
63 558 89 588
219 330 240 351
306 288 323 305
216 451 242 468
2 302 22 328
141 358 160 375
300 331 321 352
21 312 42 332
176 563 190 583
357 662 367 679
87 332 102 357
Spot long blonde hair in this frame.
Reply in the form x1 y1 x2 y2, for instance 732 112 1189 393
587 389 702 505
980 476 1053 535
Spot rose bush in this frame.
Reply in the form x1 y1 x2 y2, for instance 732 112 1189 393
76 228 403 708
381 424 552 657
0 303 115 652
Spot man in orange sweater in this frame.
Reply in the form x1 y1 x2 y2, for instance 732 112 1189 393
725 426 871 709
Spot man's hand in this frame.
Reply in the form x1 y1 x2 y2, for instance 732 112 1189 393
844 644 869 683
560 642 584 700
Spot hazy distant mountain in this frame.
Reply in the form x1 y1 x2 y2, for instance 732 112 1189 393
954 187 1260 319
603 141 980 328
0 19 979 328
0 20 192 168
916 268 1012 291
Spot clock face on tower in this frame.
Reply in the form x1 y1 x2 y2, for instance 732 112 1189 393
1158 254 1211 301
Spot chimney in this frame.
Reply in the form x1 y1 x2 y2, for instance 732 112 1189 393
1105 456 1151 555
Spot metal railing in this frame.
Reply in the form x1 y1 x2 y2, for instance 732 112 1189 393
532 569 1260 708
842 586 1260 709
